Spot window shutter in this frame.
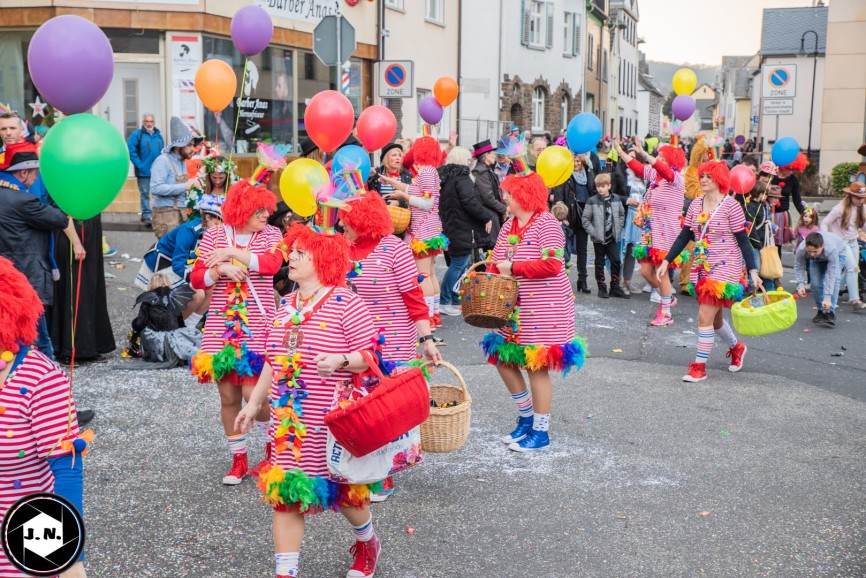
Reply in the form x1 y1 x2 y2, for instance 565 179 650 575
521 0 530 46
573 15 580 56
545 2 554 49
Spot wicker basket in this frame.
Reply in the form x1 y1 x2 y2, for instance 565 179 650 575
459 261 519 329
420 361 472 453
387 205 411 234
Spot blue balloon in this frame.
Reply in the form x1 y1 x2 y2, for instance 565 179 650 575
771 137 800 168
566 113 603 154
331 145 371 182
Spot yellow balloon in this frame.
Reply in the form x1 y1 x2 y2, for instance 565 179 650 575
536 145 574 188
279 158 326 217
672 68 698 96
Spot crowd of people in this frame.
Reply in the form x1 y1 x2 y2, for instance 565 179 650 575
2 105 866 577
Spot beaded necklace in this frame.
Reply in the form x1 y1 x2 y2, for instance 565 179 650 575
505 211 541 260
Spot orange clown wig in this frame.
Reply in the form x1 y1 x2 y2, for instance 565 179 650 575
410 136 443 167
780 152 809 173
282 222 351 288
221 180 278 228
501 172 549 214
699 160 732 195
0 256 41 352
657 144 686 172
337 191 393 241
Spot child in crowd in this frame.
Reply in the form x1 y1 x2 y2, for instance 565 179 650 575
792 207 820 253
552 201 573 267
581 173 629 298
744 181 776 290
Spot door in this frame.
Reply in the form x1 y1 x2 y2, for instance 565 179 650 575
99 62 162 177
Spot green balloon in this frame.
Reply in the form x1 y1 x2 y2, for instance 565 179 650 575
40 114 129 220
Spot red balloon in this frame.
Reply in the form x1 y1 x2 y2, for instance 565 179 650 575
304 90 354 153
356 105 397 151
730 164 757 195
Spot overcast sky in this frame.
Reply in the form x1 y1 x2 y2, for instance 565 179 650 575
638 0 824 65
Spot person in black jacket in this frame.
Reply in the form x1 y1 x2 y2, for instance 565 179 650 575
367 142 413 209
471 140 507 249
742 181 776 290
551 153 597 293
438 147 492 316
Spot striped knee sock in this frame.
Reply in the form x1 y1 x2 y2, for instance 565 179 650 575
227 433 247 455
532 412 550 432
433 294 440 315
695 326 714 364
511 389 534 418
717 320 738 348
351 515 375 542
661 294 672 316
275 552 299 577
424 296 435 317
256 420 270 438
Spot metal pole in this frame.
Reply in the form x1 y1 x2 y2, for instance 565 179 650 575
807 50 817 159
336 14 342 81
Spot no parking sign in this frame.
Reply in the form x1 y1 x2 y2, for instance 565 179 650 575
378 60 413 98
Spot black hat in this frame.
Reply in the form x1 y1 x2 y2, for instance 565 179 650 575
298 137 318 158
472 140 494 158
380 142 403 158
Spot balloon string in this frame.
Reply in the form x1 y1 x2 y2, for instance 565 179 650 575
228 58 249 164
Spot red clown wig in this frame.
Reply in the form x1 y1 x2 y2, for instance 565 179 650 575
282 223 351 287
657 144 686 172
411 136 442 167
699 160 731 194
501 172 549 214
0 256 41 352
221 180 278 228
781 152 809 173
337 191 392 240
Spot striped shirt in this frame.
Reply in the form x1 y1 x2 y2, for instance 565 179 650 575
194 224 283 355
642 164 686 253
406 167 443 243
493 212 576 346
685 196 747 286
265 289 377 477
1 350 78 578
351 236 419 363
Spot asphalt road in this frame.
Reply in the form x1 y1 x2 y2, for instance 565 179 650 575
70 231 866 577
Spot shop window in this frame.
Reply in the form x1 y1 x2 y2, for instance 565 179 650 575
104 28 160 54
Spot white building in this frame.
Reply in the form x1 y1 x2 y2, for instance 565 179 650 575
636 53 663 137
610 0 640 137
717 55 759 141
460 0 586 146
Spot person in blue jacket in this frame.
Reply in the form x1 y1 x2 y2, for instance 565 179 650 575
127 113 165 228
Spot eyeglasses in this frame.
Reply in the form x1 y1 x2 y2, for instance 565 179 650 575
254 209 271 218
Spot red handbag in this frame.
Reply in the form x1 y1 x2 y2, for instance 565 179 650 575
324 351 430 458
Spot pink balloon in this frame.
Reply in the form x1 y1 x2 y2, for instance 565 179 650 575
730 164 757 195
356 106 397 151
304 91 355 154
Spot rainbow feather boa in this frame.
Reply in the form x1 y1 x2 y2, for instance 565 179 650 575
686 278 745 307
633 245 689 269
409 233 449 256
189 342 266 383
257 463 383 513
481 334 587 376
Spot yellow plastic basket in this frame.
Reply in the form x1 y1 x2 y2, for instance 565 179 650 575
731 289 798 336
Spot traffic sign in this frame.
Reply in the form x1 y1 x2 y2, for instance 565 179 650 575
735 134 745 146
762 64 797 98
762 98 794 116
313 15 356 67
378 60 414 98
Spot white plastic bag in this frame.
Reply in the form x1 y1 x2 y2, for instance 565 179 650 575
327 426 424 485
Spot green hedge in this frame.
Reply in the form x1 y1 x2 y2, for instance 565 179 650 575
831 162 859 194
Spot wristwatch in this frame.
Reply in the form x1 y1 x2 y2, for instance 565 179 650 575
418 335 434 344
339 354 349 369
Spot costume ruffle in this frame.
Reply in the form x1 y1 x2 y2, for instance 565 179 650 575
686 278 745 308
481 333 587 376
409 234 449 256
633 245 688 269
257 463 383 514
189 342 266 384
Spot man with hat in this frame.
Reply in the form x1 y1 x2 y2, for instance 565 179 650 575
149 117 203 238
0 141 69 357
471 139 507 246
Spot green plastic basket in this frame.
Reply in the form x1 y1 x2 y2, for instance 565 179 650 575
731 289 798 337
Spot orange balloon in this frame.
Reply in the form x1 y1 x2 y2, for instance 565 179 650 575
195 59 237 113
433 77 459 107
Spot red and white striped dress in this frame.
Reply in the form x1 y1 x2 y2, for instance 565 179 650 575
685 195 747 287
196 224 283 357
406 166 443 245
492 212 575 346
351 235 419 363
642 164 686 254
1 350 78 578
265 289 377 478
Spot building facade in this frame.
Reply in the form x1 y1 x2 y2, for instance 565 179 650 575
610 0 639 138
583 0 609 132
717 55 759 141
636 52 663 137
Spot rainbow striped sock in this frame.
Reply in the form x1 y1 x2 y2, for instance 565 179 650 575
433 294 440 315
511 389 534 418
425 296 435 317
255 420 270 438
532 412 551 432
695 326 714 363
275 552 299 577
717 320 738 348
351 516 375 542
661 294 672 316
227 433 247 455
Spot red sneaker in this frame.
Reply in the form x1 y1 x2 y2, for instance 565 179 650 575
347 535 380 578
222 453 248 485
250 442 273 479
434 313 442 327
726 342 747 373
682 362 707 383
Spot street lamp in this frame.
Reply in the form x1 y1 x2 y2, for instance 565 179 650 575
799 29 819 160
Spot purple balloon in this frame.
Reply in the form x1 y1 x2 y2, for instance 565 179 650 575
419 96 444 125
671 95 696 121
27 16 114 114
231 5 274 58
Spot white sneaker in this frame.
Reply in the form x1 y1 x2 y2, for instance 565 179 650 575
650 289 661 303
642 283 653 293
440 304 462 316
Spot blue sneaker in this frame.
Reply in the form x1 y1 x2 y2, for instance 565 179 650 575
500 415 534 444
508 429 550 452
